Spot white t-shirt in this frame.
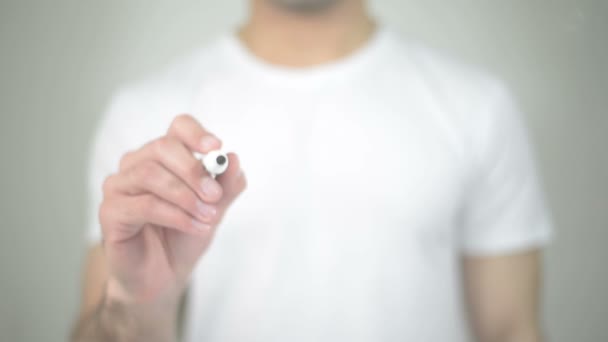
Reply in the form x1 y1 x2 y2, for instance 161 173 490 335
86 26 554 341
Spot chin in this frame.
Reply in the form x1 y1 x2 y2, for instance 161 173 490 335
270 0 343 14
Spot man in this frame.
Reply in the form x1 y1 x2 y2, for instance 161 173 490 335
71 0 554 341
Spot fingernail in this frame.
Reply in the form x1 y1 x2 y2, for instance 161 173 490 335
192 219 212 232
201 177 221 198
200 135 219 151
196 200 217 221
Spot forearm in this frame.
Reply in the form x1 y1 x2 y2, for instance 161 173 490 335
464 250 545 342
476 324 544 342
501 327 543 342
71 284 179 342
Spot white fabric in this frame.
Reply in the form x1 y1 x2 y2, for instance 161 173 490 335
86 26 554 341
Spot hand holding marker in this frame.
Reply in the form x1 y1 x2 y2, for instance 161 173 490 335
195 149 229 177
94 114 247 334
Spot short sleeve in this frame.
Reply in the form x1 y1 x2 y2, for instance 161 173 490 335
459 80 555 255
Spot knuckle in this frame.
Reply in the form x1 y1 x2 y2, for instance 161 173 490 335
99 198 122 233
151 138 165 156
151 137 171 157
186 158 204 179
170 114 193 131
166 180 185 201
98 200 110 225
102 174 116 195
174 113 193 124
118 150 134 170
166 174 182 190
135 161 159 184
138 195 157 217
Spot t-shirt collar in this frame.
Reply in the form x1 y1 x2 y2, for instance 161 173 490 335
219 24 392 88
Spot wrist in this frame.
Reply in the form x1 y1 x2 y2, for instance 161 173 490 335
104 278 181 337
105 276 183 309
96 279 180 342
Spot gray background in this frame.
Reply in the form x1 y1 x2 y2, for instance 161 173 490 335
0 0 606 341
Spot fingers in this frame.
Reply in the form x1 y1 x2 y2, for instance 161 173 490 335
106 161 218 225
99 113 247 244
100 193 212 242
102 152 246 242
166 114 222 154
119 136 223 204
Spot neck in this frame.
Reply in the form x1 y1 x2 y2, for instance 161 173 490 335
238 0 376 67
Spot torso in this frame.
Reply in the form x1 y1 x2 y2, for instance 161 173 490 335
180 34 473 341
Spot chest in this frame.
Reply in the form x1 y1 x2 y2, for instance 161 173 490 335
193 85 467 243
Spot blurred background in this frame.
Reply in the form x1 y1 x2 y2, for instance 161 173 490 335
0 0 606 341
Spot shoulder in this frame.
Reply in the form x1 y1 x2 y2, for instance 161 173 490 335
387 30 521 151
386 28 498 86
390 31 509 112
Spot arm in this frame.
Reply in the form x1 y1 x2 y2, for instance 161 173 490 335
70 244 180 342
462 249 545 342
71 115 247 341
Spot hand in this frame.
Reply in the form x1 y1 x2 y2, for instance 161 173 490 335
98 114 247 306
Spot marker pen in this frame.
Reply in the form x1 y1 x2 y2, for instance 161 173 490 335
194 150 229 177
